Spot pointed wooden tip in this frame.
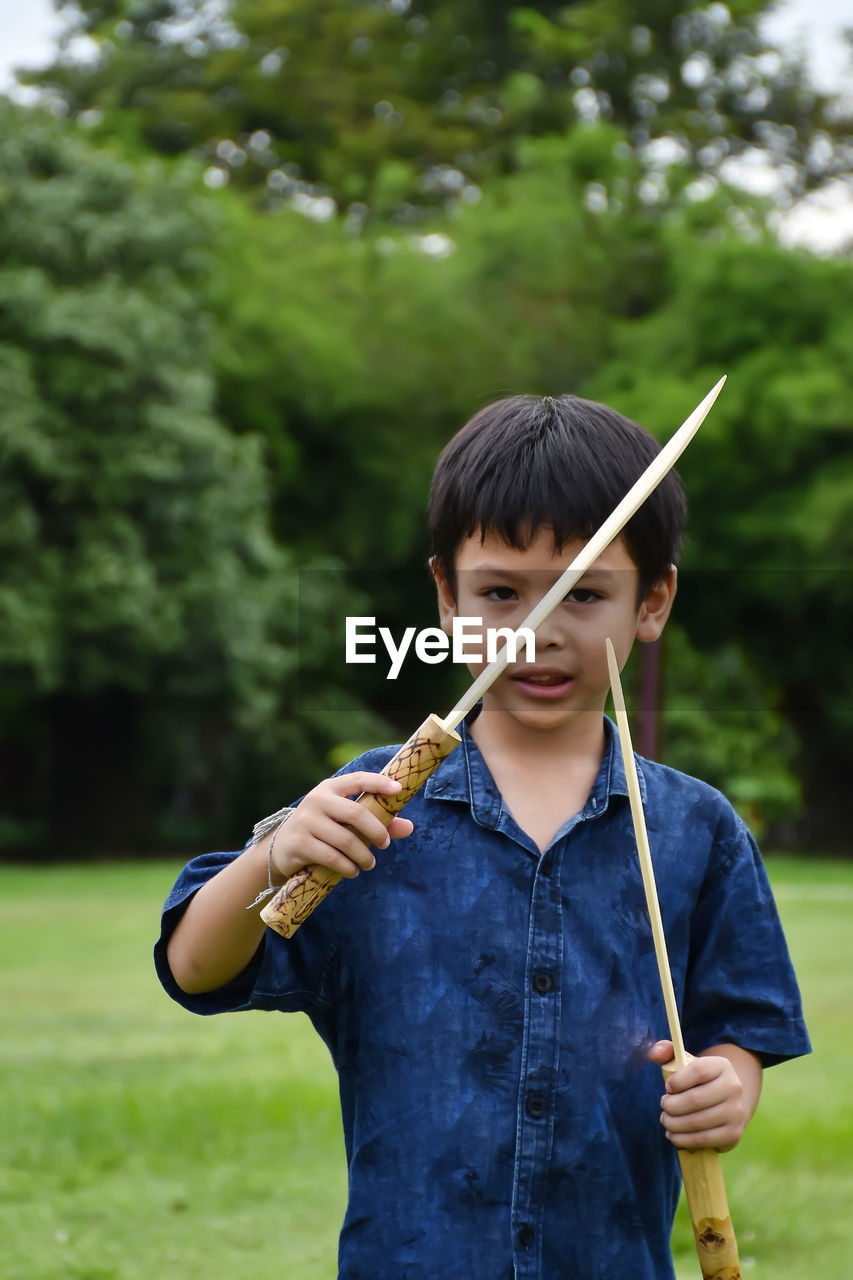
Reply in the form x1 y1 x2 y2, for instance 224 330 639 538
698 374 727 418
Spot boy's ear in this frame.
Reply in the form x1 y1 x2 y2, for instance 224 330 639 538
429 555 457 633
636 565 678 644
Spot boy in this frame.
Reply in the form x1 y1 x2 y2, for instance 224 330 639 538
157 393 809 1279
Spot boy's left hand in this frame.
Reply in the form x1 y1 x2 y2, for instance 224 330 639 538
647 1040 761 1153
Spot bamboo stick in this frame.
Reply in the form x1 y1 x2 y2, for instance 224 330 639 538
663 1068 744 1280
605 638 742 1280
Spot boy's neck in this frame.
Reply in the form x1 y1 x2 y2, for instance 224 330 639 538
470 700 607 765
468 704 607 851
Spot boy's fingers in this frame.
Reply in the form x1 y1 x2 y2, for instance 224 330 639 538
334 805 414 848
280 812 377 877
344 800 400 849
664 1122 737 1152
327 772 403 798
316 813 383 865
308 793 392 849
663 1056 724 1094
313 815 387 872
280 779 414 883
661 1097 744 1151
301 836 373 879
311 814 413 875
387 816 414 839
661 1079 729 1116
661 1101 732 1133
647 1040 675 1064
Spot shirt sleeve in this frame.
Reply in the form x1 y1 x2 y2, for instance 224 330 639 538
153 849 339 1021
681 806 811 1067
153 744 399 1021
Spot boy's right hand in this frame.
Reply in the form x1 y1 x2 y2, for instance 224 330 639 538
272 773 414 883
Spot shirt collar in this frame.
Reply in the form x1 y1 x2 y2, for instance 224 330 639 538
597 714 647 804
424 711 647 823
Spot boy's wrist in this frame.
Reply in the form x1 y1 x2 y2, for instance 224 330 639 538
245 810 295 909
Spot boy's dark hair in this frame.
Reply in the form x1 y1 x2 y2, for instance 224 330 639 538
429 394 687 601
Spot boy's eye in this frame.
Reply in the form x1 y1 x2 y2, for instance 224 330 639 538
565 588 601 604
483 585 518 602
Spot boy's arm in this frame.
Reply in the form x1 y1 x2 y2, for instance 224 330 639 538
649 1039 762 1152
166 772 412 995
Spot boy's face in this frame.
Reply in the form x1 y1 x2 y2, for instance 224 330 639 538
433 527 676 737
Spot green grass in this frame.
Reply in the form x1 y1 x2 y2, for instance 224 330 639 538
0 863 346 1280
671 857 853 1278
0 857 849 1279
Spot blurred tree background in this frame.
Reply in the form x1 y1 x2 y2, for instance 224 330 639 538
1 0 851 856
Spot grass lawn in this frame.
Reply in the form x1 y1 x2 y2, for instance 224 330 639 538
0 856 849 1279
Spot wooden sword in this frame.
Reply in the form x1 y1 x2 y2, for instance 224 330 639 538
261 377 727 938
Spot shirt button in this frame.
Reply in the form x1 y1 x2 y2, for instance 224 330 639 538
532 970 554 994
518 1224 535 1247
526 1093 547 1118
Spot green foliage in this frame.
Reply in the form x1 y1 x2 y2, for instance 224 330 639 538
509 0 849 198
200 127 850 850
3 4 853 849
0 103 283 705
0 104 391 851
206 122 665 562
195 124 681 741
34 0 851 215
657 625 801 836
583 221 853 845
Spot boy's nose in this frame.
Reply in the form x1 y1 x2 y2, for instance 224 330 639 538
533 613 567 651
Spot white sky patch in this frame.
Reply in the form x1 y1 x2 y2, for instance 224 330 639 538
760 0 852 94
410 232 456 258
644 136 690 168
291 192 337 221
0 1 98 100
0 0 67 84
720 150 787 198
775 179 853 253
203 166 229 189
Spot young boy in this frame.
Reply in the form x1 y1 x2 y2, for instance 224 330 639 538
156 393 809 1279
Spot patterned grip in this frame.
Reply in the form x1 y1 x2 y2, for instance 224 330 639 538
661 1060 742 1280
260 714 461 938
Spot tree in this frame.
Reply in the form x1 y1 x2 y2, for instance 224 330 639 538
192 129 829 840
6 5 852 850
0 102 314 852
28 0 851 217
582 211 853 847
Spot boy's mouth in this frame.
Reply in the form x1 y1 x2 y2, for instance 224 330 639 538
511 668 574 698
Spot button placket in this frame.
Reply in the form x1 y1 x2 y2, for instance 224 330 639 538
511 849 564 1277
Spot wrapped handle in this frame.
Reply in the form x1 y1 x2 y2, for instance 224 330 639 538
662 1059 742 1280
260 714 461 938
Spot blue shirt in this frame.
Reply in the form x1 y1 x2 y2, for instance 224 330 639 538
155 716 810 1280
